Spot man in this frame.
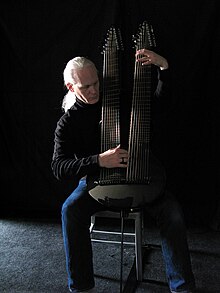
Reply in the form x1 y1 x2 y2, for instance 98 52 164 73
51 50 195 292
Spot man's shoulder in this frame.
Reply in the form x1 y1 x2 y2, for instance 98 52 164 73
57 107 78 127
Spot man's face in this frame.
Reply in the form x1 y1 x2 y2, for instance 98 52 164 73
72 65 100 104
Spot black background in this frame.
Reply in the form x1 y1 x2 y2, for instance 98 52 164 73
1 1 219 223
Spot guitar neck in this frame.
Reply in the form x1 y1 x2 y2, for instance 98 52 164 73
101 43 121 152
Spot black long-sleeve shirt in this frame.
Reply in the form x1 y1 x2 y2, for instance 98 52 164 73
51 69 170 186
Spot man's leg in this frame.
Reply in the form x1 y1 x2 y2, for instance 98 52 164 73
146 191 195 293
61 178 104 292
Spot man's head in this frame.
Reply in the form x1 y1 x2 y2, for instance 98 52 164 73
63 57 100 105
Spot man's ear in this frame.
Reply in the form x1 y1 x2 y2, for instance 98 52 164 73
66 82 74 92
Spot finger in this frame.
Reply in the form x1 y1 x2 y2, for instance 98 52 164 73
119 148 128 153
136 56 151 63
119 151 129 158
118 162 128 168
136 48 147 55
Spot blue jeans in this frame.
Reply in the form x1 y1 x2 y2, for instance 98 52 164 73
61 178 195 292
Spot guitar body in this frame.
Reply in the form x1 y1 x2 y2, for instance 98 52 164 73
88 22 166 210
88 151 166 209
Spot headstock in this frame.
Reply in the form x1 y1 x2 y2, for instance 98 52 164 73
102 26 123 54
133 21 156 51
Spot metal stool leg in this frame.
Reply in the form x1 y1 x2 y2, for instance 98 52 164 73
135 211 143 281
90 215 96 233
120 210 125 293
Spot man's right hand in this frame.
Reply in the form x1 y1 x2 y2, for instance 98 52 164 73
98 145 128 168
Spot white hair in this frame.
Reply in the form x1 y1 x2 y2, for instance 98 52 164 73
62 57 96 112
62 91 76 113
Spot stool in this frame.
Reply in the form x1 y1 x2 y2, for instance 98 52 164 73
90 209 144 291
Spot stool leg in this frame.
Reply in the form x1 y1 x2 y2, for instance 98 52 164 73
90 215 96 233
120 210 125 293
135 212 143 281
